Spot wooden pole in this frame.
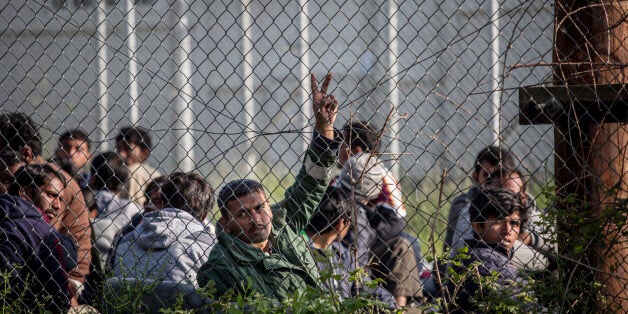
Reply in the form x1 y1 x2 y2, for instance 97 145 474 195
554 0 628 311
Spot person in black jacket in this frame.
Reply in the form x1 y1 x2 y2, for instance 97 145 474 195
1 164 79 312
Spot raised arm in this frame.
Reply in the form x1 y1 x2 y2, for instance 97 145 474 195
281 73 340 230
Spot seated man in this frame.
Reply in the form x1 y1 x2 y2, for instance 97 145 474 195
197 73 340 300
3 164 78 312
0 112 92 303
89 152 142 270
448 187 535 312
304 187 397 309
111 172 215 288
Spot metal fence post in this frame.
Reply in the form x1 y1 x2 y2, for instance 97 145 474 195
97 0 110 151
124 0 140 124
172 0 195 172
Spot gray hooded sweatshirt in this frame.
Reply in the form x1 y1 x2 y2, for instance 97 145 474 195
111 207 216 288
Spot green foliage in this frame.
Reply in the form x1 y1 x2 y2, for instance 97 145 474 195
0 266 54 314
196 240 403 313
531 183 607 312
101 277 161 313
196 267 397 313
157 293 192 314
277 285 391 313
427 246 545 313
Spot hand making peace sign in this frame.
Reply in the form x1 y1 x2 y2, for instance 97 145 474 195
310 73 338 140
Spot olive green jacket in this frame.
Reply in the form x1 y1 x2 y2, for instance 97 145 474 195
197 133 339 300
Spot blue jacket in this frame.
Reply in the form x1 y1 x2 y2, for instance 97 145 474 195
0 194 73 312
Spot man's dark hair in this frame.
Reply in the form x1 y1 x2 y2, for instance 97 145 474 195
0 149 21 188
59 129 92 151
473 146 515 174
343 120 380 153
8 164 67 196
90 151 129 193
161 172 214 221
305 187 353 234
115 126 152 150
0 149 21 169
218 179 265 218
469 187 528 229
0 112 43 157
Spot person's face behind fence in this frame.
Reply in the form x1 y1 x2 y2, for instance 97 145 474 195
222 190 273 246
472 160 497 185
473 211 521 251
501 171 528 204
116 140 148 165
56 138 91 170
25 176 65 222
143 186 164 213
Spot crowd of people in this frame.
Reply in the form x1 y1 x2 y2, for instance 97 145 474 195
0 73 553 312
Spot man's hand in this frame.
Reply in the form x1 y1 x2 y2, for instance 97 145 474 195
311 73 338 139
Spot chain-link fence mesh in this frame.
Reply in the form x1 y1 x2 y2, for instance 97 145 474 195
1 0 626 312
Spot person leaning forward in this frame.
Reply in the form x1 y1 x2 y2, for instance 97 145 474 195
0 113 91 306
197 73 340 300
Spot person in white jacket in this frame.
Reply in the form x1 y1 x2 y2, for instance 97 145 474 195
111 172 215 288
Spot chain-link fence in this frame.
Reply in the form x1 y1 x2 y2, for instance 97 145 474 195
1 0 626 312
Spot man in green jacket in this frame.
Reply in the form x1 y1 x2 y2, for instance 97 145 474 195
197 73 340 300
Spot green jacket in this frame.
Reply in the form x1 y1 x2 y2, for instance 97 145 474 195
197 133 340 300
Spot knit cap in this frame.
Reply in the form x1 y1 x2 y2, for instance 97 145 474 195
337 152 386 202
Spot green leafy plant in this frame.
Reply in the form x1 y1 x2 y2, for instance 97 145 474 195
0 266 55 314
196 268 398 313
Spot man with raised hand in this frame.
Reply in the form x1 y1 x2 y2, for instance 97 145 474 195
197 73 340 300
